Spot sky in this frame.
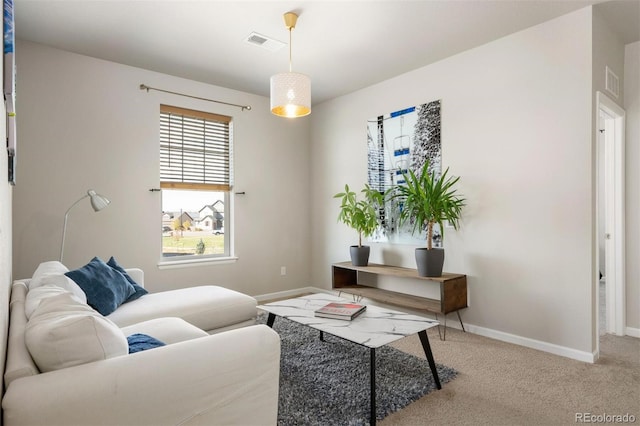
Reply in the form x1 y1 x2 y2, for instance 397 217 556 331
162 189 224 213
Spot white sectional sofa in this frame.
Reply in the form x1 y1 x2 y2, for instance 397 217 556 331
2 260 281 426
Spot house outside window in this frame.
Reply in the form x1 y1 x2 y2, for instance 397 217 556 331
159 104 232 259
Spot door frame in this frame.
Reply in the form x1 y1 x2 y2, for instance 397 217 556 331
596 91 626 341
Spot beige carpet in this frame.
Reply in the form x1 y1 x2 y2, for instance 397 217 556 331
383 327 639 425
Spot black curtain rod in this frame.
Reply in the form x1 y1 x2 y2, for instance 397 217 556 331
139 84 252 112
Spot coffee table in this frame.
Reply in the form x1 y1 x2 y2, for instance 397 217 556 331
258 293 441 426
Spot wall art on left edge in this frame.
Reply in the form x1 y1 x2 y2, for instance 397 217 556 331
4 0 15 184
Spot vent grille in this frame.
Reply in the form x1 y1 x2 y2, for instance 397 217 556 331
605 66 619 99
248 34 267 45
245 32 285 52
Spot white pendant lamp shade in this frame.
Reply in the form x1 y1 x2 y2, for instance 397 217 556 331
270 11 311 118
270 71 311 118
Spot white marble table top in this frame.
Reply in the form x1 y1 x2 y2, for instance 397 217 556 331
258 293 439 348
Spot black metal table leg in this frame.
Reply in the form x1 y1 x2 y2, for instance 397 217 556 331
370 348 376 426
320 331 324 341
266 313 276 328
456 310 466 332
418 330 441 390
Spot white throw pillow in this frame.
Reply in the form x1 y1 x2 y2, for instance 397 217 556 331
25 292 128 373
29 261 69 286
25 285 71 319
28 261 87 304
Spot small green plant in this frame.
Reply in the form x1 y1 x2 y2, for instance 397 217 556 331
195 238 206 255
390 160 465 249
334 184 384 247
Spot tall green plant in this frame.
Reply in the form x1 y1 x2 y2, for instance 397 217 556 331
334 184 384 247
390 161 465 250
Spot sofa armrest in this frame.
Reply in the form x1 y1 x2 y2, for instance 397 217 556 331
3 325 280 426
124 268 144 288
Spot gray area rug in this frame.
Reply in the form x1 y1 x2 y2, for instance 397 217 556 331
257 313 457 425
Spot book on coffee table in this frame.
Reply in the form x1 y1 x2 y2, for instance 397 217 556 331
314 302 366 320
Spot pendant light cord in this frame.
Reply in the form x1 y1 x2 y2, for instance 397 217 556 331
289 27 293 72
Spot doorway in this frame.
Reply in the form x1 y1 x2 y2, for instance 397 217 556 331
596 91 626 346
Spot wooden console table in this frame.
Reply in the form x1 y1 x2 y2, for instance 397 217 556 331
332 261 468 340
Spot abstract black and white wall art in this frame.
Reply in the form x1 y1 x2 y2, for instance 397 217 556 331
4 0 15 184
367 100 442 245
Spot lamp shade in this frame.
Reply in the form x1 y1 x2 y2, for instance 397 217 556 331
60 189 111 262
270 72 311 118
88 190 110 212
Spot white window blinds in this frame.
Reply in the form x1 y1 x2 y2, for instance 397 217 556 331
160 104 232 191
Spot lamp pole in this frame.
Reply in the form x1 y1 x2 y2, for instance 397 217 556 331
59 189 110 263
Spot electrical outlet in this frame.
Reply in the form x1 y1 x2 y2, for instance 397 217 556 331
280 266 286 276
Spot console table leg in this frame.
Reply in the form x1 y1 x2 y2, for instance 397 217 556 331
266 313 276 328
435 314 443 341
370 348 377 426
442 315 447 341
456 310 466 332
320 331 324 341
418 330 441 390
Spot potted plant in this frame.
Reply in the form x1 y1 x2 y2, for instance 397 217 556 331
334 184 384 266
390 160 465 277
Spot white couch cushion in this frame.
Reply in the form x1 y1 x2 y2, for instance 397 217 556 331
28 261 87 304
30 260 68 282
108 286 257 332
4 282 40 386
25 292 128 373
24 285 71 319
120 317 208 345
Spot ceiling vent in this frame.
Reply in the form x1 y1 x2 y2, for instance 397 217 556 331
605 66 619 99
245 32 285 52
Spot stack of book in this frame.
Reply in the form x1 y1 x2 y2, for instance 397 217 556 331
314 302 366 321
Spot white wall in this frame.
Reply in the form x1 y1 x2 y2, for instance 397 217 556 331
13 40 311 297
624 41 640 332
593 1 622 281
591 5 629 345
311 8 594 356
592 7 626 108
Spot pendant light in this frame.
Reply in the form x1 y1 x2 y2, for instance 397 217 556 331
270 12 311 118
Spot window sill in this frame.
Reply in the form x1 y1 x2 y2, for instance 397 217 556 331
157 256 238 270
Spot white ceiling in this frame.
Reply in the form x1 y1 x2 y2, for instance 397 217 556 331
14 0 639 105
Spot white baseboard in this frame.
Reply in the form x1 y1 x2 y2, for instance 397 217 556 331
464 323 595 363
625 326 640 338
255 287 596 363
254 286 321 302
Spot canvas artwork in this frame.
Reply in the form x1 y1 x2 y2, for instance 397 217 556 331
4 0 15 184
3 0 13 96
367 100 442 245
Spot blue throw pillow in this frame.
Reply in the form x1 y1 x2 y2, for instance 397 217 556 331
65 257 136 316
127 333 166 354
106 256 148 302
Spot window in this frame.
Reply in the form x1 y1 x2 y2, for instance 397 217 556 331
160 105 232 260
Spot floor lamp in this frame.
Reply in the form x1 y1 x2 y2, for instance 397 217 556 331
60 189 110 263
